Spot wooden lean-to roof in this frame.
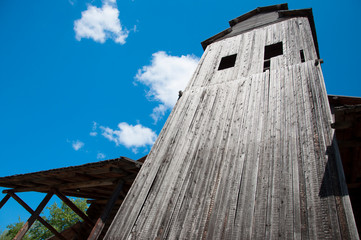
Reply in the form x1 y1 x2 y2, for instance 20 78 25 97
0 156 145 239
201 3 320 59
0 157 142 200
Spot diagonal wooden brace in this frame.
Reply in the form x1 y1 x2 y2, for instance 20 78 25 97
53 188 94 227
0 194 10 209
13 192 53 240
8 192 66 240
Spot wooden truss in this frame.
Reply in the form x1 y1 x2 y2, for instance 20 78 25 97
0 157 144 239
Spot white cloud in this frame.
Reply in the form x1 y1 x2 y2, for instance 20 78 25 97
74 0 128 44
90 132 98 136
90 121 98 136
150 104 167 124
132 25 138 33
92 121 97 130
97 152 106 159
100 122 157 149
72 140 84 151
135 51 199 122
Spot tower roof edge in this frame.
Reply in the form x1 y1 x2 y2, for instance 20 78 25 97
228 3 289 27
201 4 320 58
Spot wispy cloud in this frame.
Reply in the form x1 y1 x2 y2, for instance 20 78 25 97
135 51 199 122
132 25 138 33
90 132 97 137
100 122 157 152
90 121 98 136
72 140 84 151
97 152 106 159
150 104 167 123
74 0 128 44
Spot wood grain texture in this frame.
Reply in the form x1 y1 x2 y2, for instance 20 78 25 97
105 17 359 240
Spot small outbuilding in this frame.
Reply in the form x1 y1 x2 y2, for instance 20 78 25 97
0 156 145 239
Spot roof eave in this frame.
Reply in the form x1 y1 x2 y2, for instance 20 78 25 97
229 3 288 27
201 5 320 59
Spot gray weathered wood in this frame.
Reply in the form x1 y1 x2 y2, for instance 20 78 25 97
105 9 359 240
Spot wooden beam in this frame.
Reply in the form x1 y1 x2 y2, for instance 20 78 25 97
331 121 353 129
0 194 10 209
86 199 123 205
53 189 94 227
59 191 108 200
347 183 361 189
109 167 130 175
8 192 66 240
13 192 53 240
338 139 361 148
3 178 119 193
314 58 323 66
88 180 124 240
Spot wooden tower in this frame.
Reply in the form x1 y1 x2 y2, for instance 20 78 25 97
106 4 359 239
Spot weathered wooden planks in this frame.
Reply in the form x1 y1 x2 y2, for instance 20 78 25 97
105 15 359 240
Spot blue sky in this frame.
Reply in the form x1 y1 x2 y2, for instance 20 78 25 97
0 0 360 231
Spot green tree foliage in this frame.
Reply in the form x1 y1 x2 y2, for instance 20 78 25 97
0 198 88 240
0 219 31 240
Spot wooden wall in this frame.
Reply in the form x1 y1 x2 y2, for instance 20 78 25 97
105 17 359 239
221 12 279 40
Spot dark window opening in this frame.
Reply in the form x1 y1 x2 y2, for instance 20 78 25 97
300 50 305 63
218 54 237 70
263 59 270 71
264 42 283 59
263 42 283 72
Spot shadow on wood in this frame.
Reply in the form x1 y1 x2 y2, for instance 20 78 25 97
319 135 348 198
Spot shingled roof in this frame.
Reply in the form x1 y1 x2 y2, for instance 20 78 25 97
0 156 145 239
201 3 320 58
0 157 142 199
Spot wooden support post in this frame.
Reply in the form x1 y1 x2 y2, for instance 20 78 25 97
87 180 124 240
13 192 53 240
8 192 66 240
0 194 10 209
53 189 94 227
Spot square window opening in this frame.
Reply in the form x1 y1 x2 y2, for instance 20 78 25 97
218 54 237 70
264 42 283 60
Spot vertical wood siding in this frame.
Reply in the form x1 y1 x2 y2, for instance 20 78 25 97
105 17 359 239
